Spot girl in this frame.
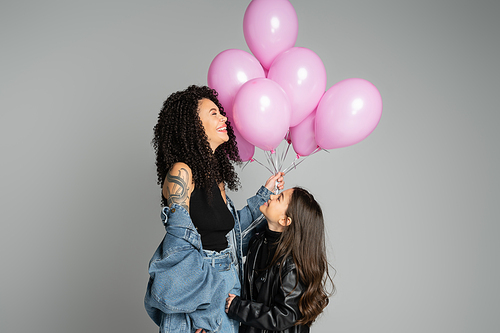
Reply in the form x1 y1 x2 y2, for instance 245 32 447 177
225 187 334 333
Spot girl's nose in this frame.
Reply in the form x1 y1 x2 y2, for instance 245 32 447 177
220 115 227 122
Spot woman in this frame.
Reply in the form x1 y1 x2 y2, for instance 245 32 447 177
225 187 334 332
144 85 284 333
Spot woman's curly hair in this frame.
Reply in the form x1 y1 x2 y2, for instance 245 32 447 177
152 85 241 205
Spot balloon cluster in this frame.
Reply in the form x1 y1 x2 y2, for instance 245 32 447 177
207 0 382 173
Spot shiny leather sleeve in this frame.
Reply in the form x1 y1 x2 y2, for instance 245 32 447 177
227 268 304 331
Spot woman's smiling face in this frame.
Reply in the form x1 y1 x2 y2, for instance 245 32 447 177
198 98 228 152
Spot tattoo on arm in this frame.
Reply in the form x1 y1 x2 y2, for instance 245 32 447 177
166 168 190 211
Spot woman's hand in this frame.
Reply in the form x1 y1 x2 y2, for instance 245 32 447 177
225 293 236 314
264 172 285 193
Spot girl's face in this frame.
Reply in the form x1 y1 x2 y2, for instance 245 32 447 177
198 98 228 152
260 188 294 232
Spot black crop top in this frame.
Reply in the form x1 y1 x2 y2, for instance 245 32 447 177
189 181 234 252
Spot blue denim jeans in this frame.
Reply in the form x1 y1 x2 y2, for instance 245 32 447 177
202 246 241 333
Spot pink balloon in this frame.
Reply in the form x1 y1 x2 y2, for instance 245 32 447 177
208 49 265 120
315 78 383 149
232 125 255 162
289 109 318 156
243 0 298 69
233 78 291 151
268 47 327 127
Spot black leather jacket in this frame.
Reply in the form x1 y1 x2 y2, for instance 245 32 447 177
227 232 309 333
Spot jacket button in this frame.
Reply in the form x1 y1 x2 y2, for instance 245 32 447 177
171 208 176 213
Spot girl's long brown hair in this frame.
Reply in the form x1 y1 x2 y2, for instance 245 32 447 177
270 187 335 326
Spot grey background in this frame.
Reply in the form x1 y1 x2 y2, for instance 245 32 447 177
1 0 499 332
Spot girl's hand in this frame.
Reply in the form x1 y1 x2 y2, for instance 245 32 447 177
225 293 236 313
264 172 285 193
195 329 206 333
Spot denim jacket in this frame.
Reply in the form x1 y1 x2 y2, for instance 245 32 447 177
145 186 273 333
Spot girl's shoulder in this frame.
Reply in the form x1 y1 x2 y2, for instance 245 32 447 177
247 232 264 251
275 255 297 276
249 231 266 245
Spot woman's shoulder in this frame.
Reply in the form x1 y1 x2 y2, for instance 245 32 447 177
169 162 192 175
162 162 195 207
165 162 194 186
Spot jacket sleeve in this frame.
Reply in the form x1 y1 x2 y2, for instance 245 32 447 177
144 208 225 333
237 186 273 253
237 186 273 228
227 268 304 331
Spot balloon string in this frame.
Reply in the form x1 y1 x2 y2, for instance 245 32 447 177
241 160 251 171
279 142 291 171
251 157 274 174
266 150 278 174
264 151 272 173
311 146 323 155
240 147 327 176
274 150 278 173
282 156 304 175
282 147 324 175
278 146 285 169
263 151 271 172
280 131 290 168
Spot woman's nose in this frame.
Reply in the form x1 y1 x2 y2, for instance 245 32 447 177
220 115 227 122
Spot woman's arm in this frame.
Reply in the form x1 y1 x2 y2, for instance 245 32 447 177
162 162 194 212
233 172 285 255
237 172 285 225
